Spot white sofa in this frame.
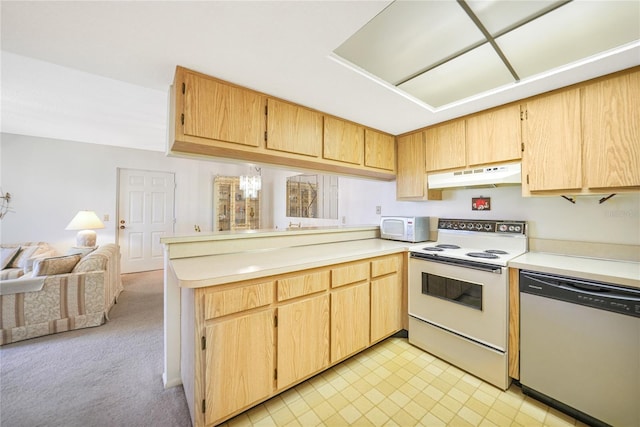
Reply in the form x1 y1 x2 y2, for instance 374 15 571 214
0 242 123 345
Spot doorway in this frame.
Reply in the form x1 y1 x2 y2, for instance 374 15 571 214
117 168 175 273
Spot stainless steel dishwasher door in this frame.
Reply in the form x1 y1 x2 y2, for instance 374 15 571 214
520 291 640 427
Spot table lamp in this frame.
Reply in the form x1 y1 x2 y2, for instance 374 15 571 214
65 210 105 247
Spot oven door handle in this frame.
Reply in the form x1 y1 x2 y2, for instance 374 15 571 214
410 252 503 274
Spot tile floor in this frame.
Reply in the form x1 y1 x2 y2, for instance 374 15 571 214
221 338 586 427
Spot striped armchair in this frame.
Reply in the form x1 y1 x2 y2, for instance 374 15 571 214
0 243 123 345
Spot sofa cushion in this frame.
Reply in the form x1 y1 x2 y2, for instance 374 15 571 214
66 247 97 257
32 254 82 276
1 247 20 270
8 246 41 269
72 253 107 273
0 268 25 280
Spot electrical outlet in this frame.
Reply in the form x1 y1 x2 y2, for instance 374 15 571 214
376 206 381 215
341 216 346 224
103 214 110 222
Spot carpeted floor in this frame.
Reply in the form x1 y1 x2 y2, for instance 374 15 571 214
0 270 192 427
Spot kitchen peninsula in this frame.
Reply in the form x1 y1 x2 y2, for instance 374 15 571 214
161 226 410 427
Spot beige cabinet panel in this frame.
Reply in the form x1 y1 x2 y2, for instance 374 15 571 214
204 281 274 320
323 116 364 165
205 309 275 425
371 274 402 343
425 120 466 172
266 98 322 157
522 88 582 192
182 71 265 147
277 295 330 389
582 71 640 188
365 129 396 171
277 270 330 302
467 104 522 166
331 282 370 363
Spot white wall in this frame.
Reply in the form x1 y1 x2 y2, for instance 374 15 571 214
2 132 639 255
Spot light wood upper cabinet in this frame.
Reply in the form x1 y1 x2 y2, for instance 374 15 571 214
331 282 370 363
397 132 442 200
365 129 396 171
466 104 522 166
205 309 275 426
522 88 582 192
323 116 364 165
582 71 640 189
277 294 329 390
182 70 266 147
266 98 322 157
425 120 466 172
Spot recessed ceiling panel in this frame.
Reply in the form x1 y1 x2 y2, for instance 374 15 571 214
466 0 568 35
398 43 514 107
334 0 485 85
497 0 640 79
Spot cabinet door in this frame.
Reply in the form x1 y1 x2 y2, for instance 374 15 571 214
582 71 640 188
396 132 426 199
467 104 522 166
205 309 275 425
182 71 266 147
266 98 322 157
277 295 330 389
364 129 396 171
522 88 582 192
371 274 402 342
425 120 466 172
331 282 370 363
323 116 364 165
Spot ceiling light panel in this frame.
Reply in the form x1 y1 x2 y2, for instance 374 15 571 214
497 0 640 79
334 0 485 85
398 43 514 107
466 0 569 36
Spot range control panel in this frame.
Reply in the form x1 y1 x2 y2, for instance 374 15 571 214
438 219 527 235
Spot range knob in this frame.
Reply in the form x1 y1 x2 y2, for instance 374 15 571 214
498 224 508 232
475 223 482 230
484 224 492 231
460 223 466 229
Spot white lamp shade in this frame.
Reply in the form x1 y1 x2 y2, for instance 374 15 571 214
65 211 105 247
65 210 105 230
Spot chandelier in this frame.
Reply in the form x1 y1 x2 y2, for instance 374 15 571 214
239 175 261 199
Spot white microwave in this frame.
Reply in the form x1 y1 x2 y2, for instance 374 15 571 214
380 216 430 243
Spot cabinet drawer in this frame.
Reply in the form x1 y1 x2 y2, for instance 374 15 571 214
205 281 274 319
331 262 369 288
277 271 329 302
371 256 399 278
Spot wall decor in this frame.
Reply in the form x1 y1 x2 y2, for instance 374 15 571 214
472 197 491 211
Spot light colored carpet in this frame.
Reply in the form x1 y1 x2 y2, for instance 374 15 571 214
0 270 191 427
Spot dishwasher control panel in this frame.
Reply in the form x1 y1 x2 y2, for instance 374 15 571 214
520 270 640 318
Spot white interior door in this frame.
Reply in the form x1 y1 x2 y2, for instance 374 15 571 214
118 169 175 273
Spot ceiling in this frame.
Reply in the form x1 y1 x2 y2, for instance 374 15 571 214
1 1 639 153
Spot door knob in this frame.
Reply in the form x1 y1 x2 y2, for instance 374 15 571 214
119 225 126 229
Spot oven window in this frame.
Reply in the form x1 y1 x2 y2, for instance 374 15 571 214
421 273 482 310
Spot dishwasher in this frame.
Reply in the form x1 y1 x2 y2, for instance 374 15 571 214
519 270 640 427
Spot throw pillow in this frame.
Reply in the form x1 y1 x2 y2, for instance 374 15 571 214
66 247 97 257
32 254 82 277
1 246 20 270
72 253 107 273
23 251 55 274
8 245 40 269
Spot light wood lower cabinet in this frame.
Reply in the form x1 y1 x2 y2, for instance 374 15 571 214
277 294 330 389
190 253 404 426
204 309 275 426
331 282 370 363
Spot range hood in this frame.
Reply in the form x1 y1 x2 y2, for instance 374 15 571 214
428 163 521 189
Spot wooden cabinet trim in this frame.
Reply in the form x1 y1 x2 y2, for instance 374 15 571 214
277 270 330 301
371 255 400 278
330 261 370 288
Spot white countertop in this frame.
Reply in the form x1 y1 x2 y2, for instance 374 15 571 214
169 238 410 288
510 252 640 290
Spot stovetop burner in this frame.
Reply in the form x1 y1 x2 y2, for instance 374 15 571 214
423 247 444 252
436 244 461 249
467 252 500 259
485 249 509 255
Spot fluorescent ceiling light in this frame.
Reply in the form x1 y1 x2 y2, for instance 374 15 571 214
333 0 640 109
